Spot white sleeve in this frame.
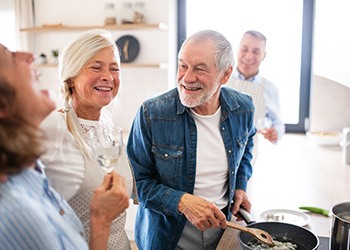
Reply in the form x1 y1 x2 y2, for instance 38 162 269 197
264 81 285 141
40 111 85 200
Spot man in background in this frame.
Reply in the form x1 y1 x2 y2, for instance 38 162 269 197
228 30 285 144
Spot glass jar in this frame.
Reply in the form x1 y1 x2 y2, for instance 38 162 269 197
121 2 134 24
342 127 350 164
104 2 117 25
134 1 146 24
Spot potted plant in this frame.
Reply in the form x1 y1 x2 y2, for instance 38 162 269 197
51 49 59 64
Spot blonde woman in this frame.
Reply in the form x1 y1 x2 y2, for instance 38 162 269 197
40 29 136 249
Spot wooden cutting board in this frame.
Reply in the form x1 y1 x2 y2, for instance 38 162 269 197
216 227 242 249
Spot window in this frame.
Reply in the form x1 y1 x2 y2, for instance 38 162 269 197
0 0 17 50
177 0 314 132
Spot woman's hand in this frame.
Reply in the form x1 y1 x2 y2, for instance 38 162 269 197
89 171 129 250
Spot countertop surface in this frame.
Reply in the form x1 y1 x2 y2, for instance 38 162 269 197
217 133 350 249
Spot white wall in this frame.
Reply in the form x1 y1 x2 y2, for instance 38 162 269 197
313 0 350 88
309 0 350 133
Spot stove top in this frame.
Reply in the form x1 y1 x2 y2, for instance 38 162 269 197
318 236 329 250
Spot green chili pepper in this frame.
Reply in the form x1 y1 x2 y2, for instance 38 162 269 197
299 206 331 217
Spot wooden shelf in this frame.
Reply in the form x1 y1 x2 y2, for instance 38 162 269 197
20 23 168 33
35 63 167 69
26 23 168 70
121 63 168 69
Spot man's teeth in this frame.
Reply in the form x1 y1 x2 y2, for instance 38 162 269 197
184 86 200 90
95 87 112 91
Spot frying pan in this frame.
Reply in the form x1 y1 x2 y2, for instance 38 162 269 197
238 209 319 250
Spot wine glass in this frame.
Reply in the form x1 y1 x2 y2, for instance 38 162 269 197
88 126 123 173
256 117 272 131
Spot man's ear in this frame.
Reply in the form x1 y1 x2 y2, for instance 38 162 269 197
220 66 233 85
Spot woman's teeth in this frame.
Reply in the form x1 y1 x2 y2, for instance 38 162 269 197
95 86 112 91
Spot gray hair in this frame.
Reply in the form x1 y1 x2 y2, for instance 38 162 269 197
243 30 267 43
178 30 234 71
59 29 120 158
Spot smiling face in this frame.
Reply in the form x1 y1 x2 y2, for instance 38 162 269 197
237 33 266 79
177 39 232 115
70 46 120 120
0 44 56 126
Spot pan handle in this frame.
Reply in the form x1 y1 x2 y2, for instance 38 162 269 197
238 208 257 225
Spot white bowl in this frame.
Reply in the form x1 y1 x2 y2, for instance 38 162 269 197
306 131 343 146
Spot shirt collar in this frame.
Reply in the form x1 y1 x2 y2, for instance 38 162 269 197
234 68 262 84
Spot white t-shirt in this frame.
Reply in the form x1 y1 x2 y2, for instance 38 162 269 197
191 107 229 209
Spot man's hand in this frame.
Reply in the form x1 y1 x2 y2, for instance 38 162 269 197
231 189 251 220
178 193 226 231
260 127 278 143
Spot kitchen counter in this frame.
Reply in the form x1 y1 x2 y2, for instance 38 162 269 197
217 133 350 249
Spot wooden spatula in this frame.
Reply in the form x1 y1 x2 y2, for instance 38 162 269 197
226 221 275 246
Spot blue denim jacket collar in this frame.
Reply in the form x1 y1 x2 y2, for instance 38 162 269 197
176 95 186 115
175 86 241 117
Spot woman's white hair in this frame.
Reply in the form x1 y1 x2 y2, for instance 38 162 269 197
59 29 120 158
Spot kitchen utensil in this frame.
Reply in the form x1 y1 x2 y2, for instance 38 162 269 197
226 221 275 246
238 208 319 250
330 201 350 249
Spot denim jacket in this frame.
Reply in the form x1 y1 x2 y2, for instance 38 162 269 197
126 86 256 250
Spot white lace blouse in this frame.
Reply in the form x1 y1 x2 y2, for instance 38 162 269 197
40 111 135 249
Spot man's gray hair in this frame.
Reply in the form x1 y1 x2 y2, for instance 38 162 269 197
178 30 234 71
244 30 266 43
